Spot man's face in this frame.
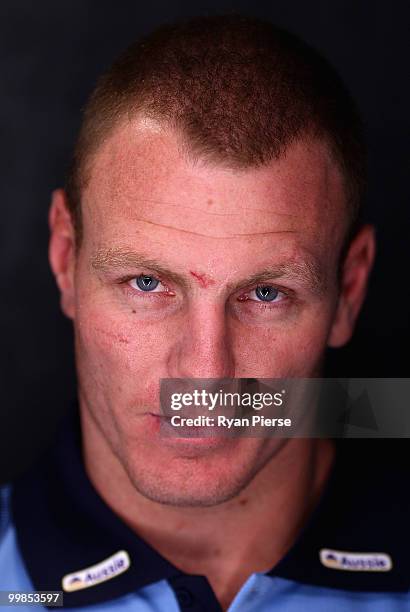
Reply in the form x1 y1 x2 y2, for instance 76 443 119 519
52 120 357 506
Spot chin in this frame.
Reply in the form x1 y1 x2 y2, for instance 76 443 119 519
122 437 279 507
128 473 246 507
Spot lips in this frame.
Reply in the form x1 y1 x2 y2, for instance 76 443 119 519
142 411 235 455
149 412 214 434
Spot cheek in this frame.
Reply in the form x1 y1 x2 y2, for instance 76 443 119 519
232 305 334 376
74 295 169 398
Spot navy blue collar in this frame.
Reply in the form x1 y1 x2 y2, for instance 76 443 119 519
12 408 181 608
12 405 410 608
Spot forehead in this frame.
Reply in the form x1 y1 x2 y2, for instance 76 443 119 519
81 119 347 273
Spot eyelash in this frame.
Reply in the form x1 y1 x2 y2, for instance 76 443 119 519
119 274 174 299
238 288 289 309
118 274 291 309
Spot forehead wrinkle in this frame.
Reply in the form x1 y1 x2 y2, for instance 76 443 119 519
101 214 298 239
116 196 301 218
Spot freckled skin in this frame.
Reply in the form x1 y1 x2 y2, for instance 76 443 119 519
49 119 374 509
49 117 375 607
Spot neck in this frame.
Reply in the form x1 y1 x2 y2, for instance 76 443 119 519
82 411 334 610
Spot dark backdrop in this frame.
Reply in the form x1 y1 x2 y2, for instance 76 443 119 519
1 1 409 483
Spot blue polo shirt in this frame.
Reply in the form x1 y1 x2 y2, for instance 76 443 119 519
0 408 409 611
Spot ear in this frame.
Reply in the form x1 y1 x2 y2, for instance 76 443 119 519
328 224 376 348
48 189 76 319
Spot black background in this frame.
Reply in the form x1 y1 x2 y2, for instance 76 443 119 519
1 1 409 483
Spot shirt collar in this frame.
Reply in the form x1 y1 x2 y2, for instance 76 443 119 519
12 406 181 608
271 437 410 592
12 405 410 608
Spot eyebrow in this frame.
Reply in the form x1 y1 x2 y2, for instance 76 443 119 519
91 248 327 295
91 249 190 288
226 261 327 295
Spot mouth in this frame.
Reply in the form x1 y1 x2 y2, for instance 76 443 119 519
147 411 212 431
144 412 232 451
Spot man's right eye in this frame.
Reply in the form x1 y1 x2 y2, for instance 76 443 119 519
129 275 163 292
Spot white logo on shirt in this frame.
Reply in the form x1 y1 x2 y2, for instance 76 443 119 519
320 548 392 572
62 550 131 592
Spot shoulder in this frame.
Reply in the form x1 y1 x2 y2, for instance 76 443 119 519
0 483 34 591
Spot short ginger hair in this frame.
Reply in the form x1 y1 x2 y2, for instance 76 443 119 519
65 14 366 249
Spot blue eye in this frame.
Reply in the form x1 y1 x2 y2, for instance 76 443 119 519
135 275 160 291
254 286 280 302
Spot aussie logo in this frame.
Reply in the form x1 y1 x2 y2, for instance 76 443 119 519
320 548 392 572
62 550 131 592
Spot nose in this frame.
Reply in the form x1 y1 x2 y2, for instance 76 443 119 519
167 301 235 379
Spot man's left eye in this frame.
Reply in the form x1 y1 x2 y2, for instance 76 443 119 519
250 286 284 303
129 275 163 292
